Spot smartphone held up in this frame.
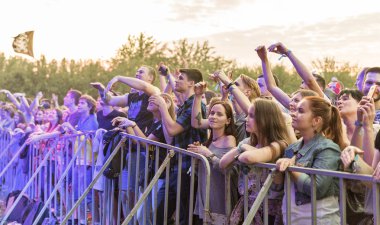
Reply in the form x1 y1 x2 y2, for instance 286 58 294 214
367 84 378 98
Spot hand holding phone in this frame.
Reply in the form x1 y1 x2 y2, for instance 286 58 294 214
367 85 377 98
158 63 169 76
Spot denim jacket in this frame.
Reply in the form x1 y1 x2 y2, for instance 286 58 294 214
283 134 341 205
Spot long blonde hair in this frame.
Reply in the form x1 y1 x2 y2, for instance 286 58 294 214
160 93 176 120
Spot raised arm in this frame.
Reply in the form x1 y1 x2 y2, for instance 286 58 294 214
105 75 161 96
255 46 291 108
0 90 21 109
268 42 324 98
150 95 184 137
162 67 184 106
351 97 376 164
191 82 210 129
214 71 251 114
29 91 43 113
91 82 129 107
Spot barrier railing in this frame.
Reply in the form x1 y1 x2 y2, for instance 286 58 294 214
0 129 16 196
240 163 380 225
0 132 94 224
61 132 214 225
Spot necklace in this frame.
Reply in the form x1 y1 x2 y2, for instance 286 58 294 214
212 135 224 142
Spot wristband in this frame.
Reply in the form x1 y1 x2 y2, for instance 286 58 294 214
354 120 363 127
226 81 236 89
206 153 215 162
350 154 359 173
278 50 292 60
237 142 245 153
234 153 241 161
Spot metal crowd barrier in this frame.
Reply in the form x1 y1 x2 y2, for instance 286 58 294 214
240 163 380 225
61 132 213 225
0 132 94 224
0 129 12 195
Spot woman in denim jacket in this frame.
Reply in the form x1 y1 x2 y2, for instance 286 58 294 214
275 96 346 224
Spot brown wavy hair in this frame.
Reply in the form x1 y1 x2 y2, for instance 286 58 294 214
204 100 236 147
249 98 291 148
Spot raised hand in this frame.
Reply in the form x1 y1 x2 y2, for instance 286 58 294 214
105 76 120 94
0 89 11 95
212 70 232 85
194 81 207 96
158 62 170 76
13 93 26 98
90 82 106 91
148 95 167 109
36 91 43 99
255 45 268 61
268 42 290 55
52 93 58 102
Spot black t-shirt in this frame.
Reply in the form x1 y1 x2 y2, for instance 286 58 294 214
97 109 127 131
145 120 169 178
127 92 154 132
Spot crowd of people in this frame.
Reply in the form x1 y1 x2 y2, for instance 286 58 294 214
1 41 380 225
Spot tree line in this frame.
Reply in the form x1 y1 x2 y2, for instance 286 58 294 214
0 33 358 104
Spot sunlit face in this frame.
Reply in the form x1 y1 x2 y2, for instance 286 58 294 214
208 104 230 130
289 92 303 113
245 105 257 134
13 113 20 124
47 109 58 124
43 110 49 122
77 99 91 113
35 110 44 122
291 99 315 132
63 92 74 107
96 97 103 111
175 73 191 93
257 77 268 95
336 93 359 116
135 67 152 83
363 72 380 97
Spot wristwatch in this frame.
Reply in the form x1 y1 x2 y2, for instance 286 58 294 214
206 153 215 162
350 154 359 173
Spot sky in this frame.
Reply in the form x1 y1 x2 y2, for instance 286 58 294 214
1 0 379 67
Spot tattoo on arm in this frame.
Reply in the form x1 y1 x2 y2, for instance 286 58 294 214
196 112 202 126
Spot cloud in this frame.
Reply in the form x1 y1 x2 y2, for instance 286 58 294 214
167 0 250 21
190 12 380 67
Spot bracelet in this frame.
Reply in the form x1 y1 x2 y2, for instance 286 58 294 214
237 143 245 153
278 50 292 60
207 153 215 162
354 120 363 127
234 153 241 161
226 81 236 89
350 154 359 173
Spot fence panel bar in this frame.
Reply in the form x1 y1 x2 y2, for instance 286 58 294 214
339 178 346 225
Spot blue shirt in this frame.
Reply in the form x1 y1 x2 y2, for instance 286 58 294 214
76 114 98 132
283 134 341 205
